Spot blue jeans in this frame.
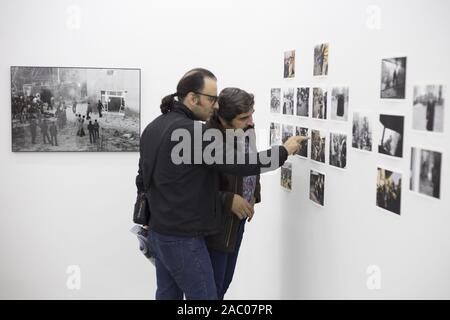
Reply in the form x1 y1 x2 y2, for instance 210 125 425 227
148 230 218 300
208 220 245 300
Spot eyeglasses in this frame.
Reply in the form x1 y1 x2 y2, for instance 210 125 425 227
193 91 219 104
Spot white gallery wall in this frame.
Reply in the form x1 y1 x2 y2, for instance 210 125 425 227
0 0 449 299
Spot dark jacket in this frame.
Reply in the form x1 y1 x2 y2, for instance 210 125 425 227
136 101 287 237
205 114 261 252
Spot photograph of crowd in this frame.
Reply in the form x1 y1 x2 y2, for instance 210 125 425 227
312 87 327 120
283 88 295 115
330 86 349 121
380 57 407 99
352 111 373 152
270 122 281 146
270 88 281 113
296 87 310 117
295 127 309 158
310 170 325 206
284 50 295 78
329 132 347 169
311 129 326 163
281 162 292 190
376 168 402 215
313 43 329 76
377 114 404 158
11 66 140 152
410 147 442 199
412 85 444 133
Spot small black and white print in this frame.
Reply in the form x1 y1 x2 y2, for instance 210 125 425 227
410 147 442 199
380 57 407 99
377 114 404 158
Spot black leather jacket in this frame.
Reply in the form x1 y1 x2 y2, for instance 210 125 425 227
136 102 283 237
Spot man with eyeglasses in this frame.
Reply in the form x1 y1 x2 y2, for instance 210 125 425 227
136 68 306 300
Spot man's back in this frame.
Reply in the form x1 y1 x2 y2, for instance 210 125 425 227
138 102 222 237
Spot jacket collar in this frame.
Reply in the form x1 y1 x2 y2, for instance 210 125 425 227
172 101 202 121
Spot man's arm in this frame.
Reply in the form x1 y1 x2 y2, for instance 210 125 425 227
135 154 145 194
209 145 289 177
184 124 304 176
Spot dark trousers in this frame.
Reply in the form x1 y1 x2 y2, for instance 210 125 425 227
51 135 58 146
42 132 50 144
208 220 245 300
89 131 95 144
148 230 217 300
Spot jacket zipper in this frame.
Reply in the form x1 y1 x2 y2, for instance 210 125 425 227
226 177 239 247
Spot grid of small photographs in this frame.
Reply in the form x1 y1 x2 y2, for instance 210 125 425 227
409 85 445 202
360 57 444 216
270 48 445 214
272 43 349 205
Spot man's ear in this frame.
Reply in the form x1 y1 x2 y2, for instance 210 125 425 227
186 92 198 106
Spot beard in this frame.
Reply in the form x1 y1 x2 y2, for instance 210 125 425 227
243 124 255 132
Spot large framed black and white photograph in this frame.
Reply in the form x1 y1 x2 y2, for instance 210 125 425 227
11 66 141 152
